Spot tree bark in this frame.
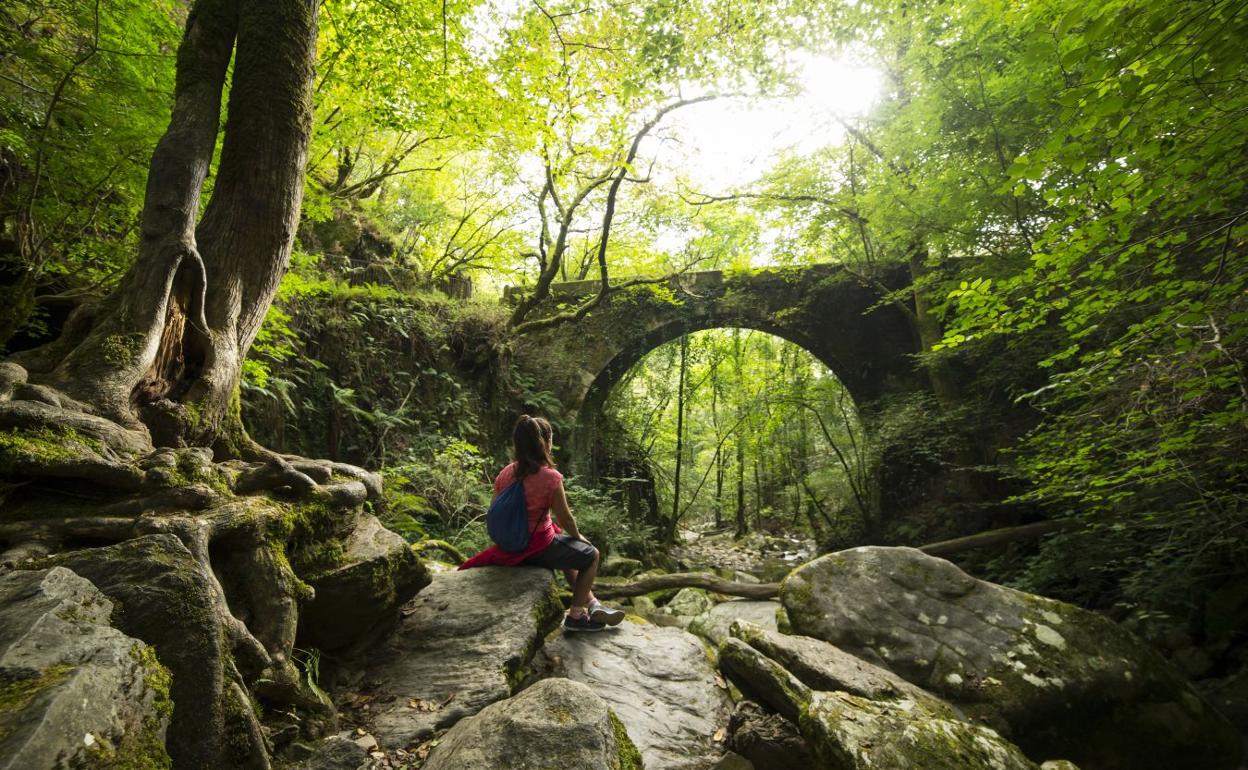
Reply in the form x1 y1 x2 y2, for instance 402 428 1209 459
917 519 1074 558
11 0 320 453
669 333 688 542
733 329 748 538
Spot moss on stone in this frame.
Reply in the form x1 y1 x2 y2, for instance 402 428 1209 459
0 663 74 719
76 714 172 770
607 709 644 770
504 578 564 692
131 645 173 720
289 538 347 578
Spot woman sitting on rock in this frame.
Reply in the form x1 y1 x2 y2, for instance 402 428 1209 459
458 414 625 631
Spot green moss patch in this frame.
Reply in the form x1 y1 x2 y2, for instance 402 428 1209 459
607 709 644 770
0 426 106 470
0 663 74 719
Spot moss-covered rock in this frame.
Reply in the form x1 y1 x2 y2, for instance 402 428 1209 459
0 568 171 770
780 546 1243 770
420 678 643 770
295 514 431 651
729 621 957 720
40 535 262 770
718 638 812 723
718 629 1035 770
662 587 716 619
687 600 782 646
800 690 1037 770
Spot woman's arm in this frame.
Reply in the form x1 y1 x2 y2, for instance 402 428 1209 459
549 481 586 541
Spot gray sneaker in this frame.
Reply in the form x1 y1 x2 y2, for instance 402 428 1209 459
563 612 606 632
589 599 625 626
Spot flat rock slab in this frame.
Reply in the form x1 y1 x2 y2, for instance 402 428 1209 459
0 567 169 770
350 566 561 748
689 600 781 645
538 619 733 770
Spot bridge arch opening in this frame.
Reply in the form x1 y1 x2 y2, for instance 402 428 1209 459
576 325 870 545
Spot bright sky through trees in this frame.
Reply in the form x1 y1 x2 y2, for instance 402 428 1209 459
659 53 883 191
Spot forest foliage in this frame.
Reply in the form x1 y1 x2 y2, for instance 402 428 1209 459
1 0 1244 619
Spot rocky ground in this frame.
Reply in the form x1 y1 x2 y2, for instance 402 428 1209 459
3 524 1244 770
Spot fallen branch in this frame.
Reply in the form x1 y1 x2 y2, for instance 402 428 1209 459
593 571 780 600
917 519 1075 558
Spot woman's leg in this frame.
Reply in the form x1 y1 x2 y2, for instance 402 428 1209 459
569 547 599 611
563 568 596 605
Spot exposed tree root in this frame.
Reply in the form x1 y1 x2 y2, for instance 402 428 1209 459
0 384 393 764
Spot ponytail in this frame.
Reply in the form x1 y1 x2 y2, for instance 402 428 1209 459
512 414 555 478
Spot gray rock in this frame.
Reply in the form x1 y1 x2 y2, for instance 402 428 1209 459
718 638 811 723
297 514 431 651
601 555 644 577
727 700 816 770
296 735 368 770
538 618 733 770
1039 762 1082 770
349 566 561 748
0 567 171 770
665 587 716 618
688 600 781 646
729 621 957 719
45 534 260 769
781 546 1243 770
800 689 1037 770
718 634 1035 770
631 595 659 616
421 678 642 770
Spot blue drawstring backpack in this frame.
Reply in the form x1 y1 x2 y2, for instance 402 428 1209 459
487 479 533 552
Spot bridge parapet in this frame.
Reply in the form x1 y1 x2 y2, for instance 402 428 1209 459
503 268 731 303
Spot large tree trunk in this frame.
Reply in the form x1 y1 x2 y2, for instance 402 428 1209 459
0 4 356 769
12 0 319 453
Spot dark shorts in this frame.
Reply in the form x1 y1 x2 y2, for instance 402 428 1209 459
522 533 597 571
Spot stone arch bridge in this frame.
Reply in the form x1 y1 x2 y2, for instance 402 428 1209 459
511 264 924 467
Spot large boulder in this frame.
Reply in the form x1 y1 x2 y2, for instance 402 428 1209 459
688 600 781 646
346 566 562 748
729 621 956 719
296 514 431 651
45 534 265 769
0 567 171 769
538 618 733 770
781 546 1242 770
421 678 643 770
718 637 1037 770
